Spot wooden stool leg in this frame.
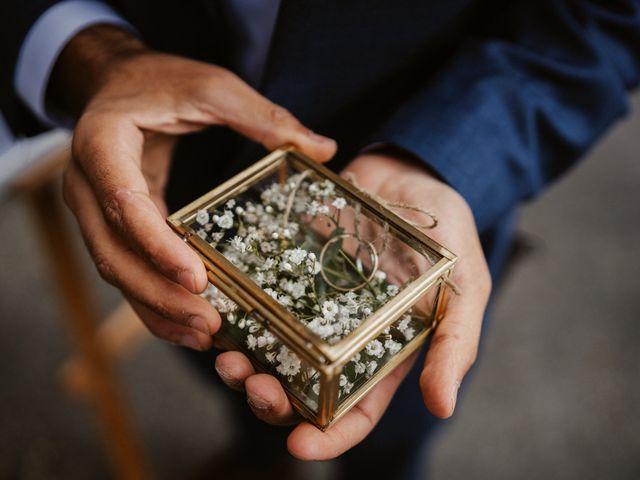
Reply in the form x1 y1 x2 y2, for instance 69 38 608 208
27 180 151 480
60 302 150 396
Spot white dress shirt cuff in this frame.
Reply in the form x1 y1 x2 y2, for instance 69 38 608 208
14 0 134 127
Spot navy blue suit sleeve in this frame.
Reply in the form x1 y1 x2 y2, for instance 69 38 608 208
0 0 62 135
375 1 640 233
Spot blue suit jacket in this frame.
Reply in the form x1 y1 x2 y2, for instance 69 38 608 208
2 2 640 472
2 0 639 268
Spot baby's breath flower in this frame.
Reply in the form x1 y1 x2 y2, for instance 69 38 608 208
284 247 307 265
321 300 339 320
210 232 224 244
384 339 402 355
365 339 385 358
230 236 246 253
196 209 210 225
403 327 416 341
278 295 292 307
307 317 334 339
279 261 293 272
374 270 387 282
386 284 400 296
213 210 234 229
260 258 277 271
332 197 347 210
276 346 301 377
246 334 258 350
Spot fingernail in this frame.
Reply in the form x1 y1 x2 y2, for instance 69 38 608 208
450 381 461 416
247 394 272 412
190 315 212 335
180 334 202 351
177 269 197 292
307 129 335 145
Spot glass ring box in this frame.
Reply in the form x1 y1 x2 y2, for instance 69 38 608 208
167 146 457 429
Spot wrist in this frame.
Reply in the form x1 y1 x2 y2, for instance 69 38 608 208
47 24 148 119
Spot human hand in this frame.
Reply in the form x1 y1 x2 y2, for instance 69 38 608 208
59 26 336 349
214 152 492 459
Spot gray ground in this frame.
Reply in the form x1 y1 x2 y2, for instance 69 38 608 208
0 94 638 479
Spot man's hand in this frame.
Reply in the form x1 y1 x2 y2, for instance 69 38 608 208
214 152 492 459
59 26 336 349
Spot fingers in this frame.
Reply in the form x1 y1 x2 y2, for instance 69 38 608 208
215 352 299 425
245 374 299 425
64 164 220 340
287 352 418 461
198 70 337 162
419 258 491 418
128 296 213 350
215 351 255 391
72 113 208 294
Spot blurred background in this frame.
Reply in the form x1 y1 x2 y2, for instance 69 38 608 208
0 93 638 479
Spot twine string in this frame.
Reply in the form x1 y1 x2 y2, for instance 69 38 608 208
281 170 461 295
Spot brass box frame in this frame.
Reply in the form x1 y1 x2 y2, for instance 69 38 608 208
167 147 457 429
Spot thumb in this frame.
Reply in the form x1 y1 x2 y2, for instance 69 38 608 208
206 71 337 162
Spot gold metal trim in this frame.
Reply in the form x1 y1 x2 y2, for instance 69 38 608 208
167 146 458 428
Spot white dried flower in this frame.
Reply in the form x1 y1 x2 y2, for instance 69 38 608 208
365 339 385 358
230 236 246 253
386 284 400 296
276 346 301 377
214 210 234 229
260 258 277 271
403 327 416 341
397 315 412 333
321 300 339 320
284 247 307 265
307 317 334 339
279 261 292 272
374 270 387 282
384 339 402 355
332 197 347 210
196 209 210 225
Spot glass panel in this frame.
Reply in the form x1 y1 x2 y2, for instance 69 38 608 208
185 156 442 348
336 304 434 405
202 283 321 413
